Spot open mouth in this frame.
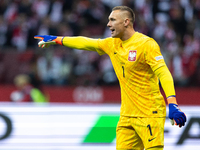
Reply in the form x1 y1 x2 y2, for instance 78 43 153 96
111 29 115 33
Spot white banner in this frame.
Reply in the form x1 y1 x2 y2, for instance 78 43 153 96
0 103 199 150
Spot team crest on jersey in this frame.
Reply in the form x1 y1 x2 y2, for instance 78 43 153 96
128 50 137 61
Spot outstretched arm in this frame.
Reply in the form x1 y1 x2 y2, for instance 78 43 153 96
34 35 100 52
154 65 187 127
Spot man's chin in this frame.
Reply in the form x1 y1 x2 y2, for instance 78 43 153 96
111 34 118 38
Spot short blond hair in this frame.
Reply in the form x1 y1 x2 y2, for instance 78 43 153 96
112 6 135 24
14 74 30 87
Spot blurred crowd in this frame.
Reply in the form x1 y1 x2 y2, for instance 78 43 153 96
0 0 200 87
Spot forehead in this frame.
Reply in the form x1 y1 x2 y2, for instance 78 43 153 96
108 10 122 19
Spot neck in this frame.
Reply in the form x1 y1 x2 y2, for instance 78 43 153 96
121 28 135 41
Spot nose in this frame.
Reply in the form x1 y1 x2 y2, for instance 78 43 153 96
107 21 111 27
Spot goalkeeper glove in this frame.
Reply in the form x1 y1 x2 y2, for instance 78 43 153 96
168 96 186 127
34 35 63 48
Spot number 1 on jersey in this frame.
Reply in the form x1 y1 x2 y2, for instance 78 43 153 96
147 124 153 136
122 66 125 78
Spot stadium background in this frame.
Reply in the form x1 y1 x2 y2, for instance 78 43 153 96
0 0 200 149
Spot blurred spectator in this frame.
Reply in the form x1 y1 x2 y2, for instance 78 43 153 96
0 15 7 46
32 0 50 19
37 47 73 85
169 4 187 44
10 74 48 103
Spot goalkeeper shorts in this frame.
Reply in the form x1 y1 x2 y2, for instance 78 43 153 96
116 116 165 150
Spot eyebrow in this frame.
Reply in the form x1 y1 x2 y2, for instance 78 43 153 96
108 16 116 20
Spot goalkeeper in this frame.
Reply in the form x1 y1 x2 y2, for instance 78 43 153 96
35 6 186 150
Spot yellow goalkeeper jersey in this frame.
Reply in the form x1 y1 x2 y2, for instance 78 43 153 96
97 32 166 117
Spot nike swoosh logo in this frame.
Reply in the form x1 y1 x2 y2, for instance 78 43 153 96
148 137 156 142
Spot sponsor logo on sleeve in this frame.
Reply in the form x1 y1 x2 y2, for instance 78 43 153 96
155 56 164 61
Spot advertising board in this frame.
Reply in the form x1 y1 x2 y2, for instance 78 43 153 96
0 103 199 150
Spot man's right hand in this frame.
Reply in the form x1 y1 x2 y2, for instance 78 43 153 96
34 35 63 48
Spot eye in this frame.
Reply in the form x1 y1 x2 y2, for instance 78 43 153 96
109 18 115 21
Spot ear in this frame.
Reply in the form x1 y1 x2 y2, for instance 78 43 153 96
124 18 130 27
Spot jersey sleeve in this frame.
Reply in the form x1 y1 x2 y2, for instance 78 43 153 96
97 37 113 55
154 65 176 98
62 36 105 55
62 36 113 56
144 39 175 98
144 39 165 71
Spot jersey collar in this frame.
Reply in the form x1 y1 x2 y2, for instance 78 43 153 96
122 31 138 47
